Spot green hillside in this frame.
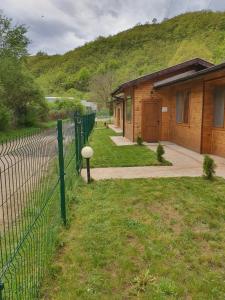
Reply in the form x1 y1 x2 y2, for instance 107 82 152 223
26 11 225 100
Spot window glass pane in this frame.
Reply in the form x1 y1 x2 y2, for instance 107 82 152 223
176 91 190 124
176 92 183 123
214 88 225 127
183 92 190 124
176 93 180 122
126 96 132 122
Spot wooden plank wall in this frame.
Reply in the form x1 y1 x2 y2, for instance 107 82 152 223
113 102 122 128
203 76 225 157
159 89 170 141
123 88 134 141
120 68 225 157
127 67 199 142
212 130 225 157
202 83 214 154
160 80 204 152
133 82 153 141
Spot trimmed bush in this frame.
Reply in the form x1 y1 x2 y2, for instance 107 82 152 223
137 136 143 146
203 155 216 180
157 143 165 162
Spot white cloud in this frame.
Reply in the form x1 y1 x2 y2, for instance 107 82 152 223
0 0 224 54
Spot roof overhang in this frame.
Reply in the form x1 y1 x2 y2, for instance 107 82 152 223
111 58 214 96
154 62 225 89
111 93 125 102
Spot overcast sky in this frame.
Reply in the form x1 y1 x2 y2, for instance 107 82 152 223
1 0 225 55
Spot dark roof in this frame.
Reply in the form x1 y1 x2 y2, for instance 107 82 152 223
111 58 214 96
154 62 225 89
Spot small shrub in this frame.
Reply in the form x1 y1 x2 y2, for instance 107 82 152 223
137 136 143 146
157 143 165 162
203 155 216 180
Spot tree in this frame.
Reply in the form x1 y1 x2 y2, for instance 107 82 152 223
152 18 158 24
169 39 213 66
74 67 90 91
0 56 47 125
0 13 29 58
89 72 115 109
26 10 225 107
0 12 47 128
48 98 83 120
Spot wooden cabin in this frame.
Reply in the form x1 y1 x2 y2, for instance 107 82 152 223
112 58 225 158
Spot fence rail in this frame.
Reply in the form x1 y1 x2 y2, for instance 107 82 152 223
0 112 95 299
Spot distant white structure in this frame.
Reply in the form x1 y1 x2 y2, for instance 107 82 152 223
81 100 97 112
45 97 97 112
45 96 74 102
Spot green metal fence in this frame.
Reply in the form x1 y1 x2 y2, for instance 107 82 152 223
0 112 95 299
74 112 96 174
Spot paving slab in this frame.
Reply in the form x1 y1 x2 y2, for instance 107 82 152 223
110 136 136 146
108 124 123 134
81 143 225 181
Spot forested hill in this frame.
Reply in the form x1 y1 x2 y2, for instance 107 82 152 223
27 11 225 99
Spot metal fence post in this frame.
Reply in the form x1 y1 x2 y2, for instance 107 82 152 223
80 116 84 149
86 115 88 138
73 112 96 176
0 281 4 300
82 115 86 145
57 120 67 226
74 112 80 174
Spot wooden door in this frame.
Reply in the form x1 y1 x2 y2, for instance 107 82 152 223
142 100 160 142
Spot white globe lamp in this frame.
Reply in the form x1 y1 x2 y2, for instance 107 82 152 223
81 146 94 183
81 146 94 159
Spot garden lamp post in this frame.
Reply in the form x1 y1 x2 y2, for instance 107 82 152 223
81 146 94 183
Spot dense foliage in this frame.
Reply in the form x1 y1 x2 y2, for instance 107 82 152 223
48 98 84 120
0 14 47 130
27 11 225 107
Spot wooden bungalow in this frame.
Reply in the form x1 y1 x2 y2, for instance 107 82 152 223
111 58 225 157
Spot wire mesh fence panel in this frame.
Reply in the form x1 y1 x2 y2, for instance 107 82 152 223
0 113 95 299
0 126 62 299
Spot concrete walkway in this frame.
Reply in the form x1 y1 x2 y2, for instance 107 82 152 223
108 124 123 134
81 143 225 181
110 136 136 146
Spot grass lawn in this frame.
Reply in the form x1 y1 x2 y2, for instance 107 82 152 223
0 120 57 142
42 177 225 299
88 127 170 167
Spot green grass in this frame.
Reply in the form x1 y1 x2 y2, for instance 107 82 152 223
0 120 57 142
88 127 170 167
41 177 225 299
